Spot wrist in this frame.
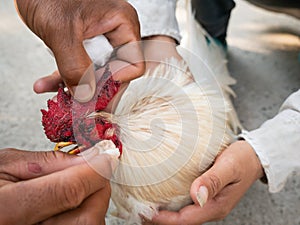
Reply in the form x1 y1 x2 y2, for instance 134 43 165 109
233 140 265 181
142 36 182 72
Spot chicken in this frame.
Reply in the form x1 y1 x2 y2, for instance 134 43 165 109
41 1 241 224
41 66 122 154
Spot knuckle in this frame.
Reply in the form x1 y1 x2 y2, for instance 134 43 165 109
0 148 20 170
206 174 222 197
44 150 67 161
33 151 59 166
0 149 11 165
117 2 136 15
223 156 239 178
35 151 53 164
59 177 87 210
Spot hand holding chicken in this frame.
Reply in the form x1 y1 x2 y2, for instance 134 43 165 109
0 148 111 225
15 0 144 100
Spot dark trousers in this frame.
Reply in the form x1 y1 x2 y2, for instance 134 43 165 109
191 0 236 44
191 0 300 43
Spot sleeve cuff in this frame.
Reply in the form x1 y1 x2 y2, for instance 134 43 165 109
128 0 181 43
239 108 300 193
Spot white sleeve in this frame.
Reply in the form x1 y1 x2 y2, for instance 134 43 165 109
128 0 181 43
240 90 300 193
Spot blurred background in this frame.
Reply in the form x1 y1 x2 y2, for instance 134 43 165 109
0 0 299 224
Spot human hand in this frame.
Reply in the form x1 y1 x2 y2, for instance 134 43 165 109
15 0 144 101
142 36 182 72
0 148 112 225
148 141 264 225
31 35 181 111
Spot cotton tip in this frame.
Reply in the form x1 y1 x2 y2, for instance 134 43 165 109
90 140 120 158
46 34 113 68
83 35 114 68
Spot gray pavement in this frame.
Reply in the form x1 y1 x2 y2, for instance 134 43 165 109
0 0 299 224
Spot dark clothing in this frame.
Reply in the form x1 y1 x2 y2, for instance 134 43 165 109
248 0 300 8
191 0 235 45
192 0 300 44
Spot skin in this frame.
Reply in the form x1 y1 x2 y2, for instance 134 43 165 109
5 1 264 218
33 36 183 112
21 35 265 224
31 36 182 94
147 141 265 225
0 149 112 225
9 0 269 222
2 1 144 222
14 0 145 98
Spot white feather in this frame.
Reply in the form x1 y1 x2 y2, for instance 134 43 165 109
102 1 241 224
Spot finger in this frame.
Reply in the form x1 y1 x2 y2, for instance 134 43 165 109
190 141 261 207
190 152 239 206
150 210 181 225
151 205 210 225
142 37 182 72
96 60 143 83
181 182 253 223
33 71 62 93
40 182 111 225
0 148 85 180
0 153 113 225
52 2 143 100
50 32 96 103
90 9 145 81
113 42 145 82
153 183 249 225
84 3 140 46
106 33 144 82
153 201 229 225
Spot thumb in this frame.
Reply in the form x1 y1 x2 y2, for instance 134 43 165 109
33 70 62 93
51 36 96 103
190 157 237 207
0 148 85 180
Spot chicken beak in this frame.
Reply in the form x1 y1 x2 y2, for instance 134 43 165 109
54 142 74 151
68 148 80 155
54 142 86 155
68 145 86 155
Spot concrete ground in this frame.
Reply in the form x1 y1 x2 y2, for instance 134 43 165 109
0 0 299 224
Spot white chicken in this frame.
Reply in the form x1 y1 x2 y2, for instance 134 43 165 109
46 0 241 224
84 1 242 224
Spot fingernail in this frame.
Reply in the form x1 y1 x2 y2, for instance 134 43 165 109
70 64 96 102
196 186 208 207
71 84 94 102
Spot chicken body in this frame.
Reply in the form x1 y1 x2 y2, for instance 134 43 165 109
105 2 241 223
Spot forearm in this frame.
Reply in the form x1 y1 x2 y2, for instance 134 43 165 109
240 90 300 192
